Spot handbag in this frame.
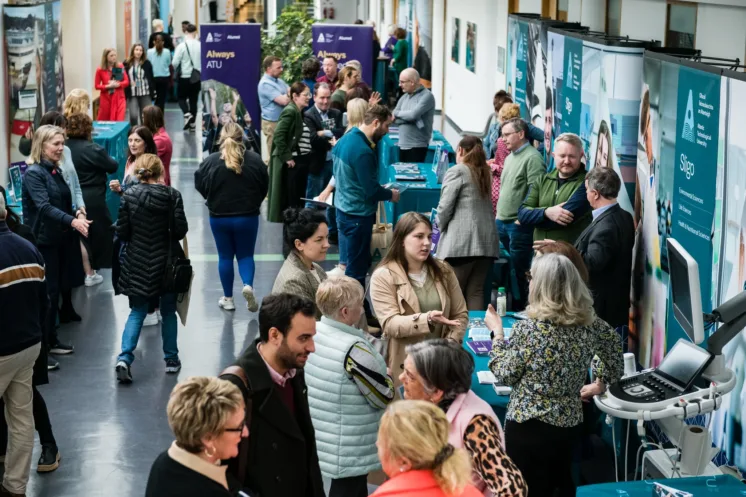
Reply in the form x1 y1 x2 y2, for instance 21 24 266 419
370 201 393 272
183 41 201 84
162 190 193 294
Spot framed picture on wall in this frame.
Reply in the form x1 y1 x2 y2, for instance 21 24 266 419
451 18 460 63
466 22 477 73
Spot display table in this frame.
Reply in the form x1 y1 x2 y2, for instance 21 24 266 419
464 311 511 423
93 121 130 221
380 162 443 226
577 474 744 496
378 129 455 169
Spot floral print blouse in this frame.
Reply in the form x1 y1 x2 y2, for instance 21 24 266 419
488 316 623 427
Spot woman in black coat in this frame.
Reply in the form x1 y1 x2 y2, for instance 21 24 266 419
114 154 188 385
22 125 91 356
66 113 119 272
123 42 155 127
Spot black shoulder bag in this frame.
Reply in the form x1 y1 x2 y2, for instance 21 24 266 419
183 41 201 84
162 189 193 294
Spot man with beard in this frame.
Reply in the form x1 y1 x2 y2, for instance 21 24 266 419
220 294 324 497
333 105 400 322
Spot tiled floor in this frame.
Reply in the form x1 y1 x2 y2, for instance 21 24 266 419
24 106 340 497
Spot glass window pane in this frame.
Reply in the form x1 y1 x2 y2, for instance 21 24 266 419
666 3 696 49
607 0 621 36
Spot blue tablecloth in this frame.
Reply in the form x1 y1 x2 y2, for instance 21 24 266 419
464 310 512 423
93 121 130 221
577 474 744 496
381 162 442 225
378 129 455 169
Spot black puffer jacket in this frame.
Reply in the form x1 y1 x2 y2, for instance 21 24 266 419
116 183 188 298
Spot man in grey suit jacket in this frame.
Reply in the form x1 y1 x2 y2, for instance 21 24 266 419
573 167 634 329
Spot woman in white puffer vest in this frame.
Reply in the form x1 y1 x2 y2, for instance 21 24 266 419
305 275 395 497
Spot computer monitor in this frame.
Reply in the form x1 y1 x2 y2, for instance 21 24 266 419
667 238 705 344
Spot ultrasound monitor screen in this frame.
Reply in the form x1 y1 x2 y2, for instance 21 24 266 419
669 247 693 329
657 341 711 389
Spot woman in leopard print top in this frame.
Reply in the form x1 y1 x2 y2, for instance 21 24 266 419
400 339 527 497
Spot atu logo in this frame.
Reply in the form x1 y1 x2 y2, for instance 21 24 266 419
680 153 695 180
206 33 214 43
317 33 334 43
565 96 572 115
681 90 696 143
565 57 573 88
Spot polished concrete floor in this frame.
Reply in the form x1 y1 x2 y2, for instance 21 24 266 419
24 107 340 497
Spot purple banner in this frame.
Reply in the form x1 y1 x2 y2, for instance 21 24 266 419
200 23 261 132
312 24 374 85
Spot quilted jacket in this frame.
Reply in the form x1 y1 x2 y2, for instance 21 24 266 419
116 183 188 297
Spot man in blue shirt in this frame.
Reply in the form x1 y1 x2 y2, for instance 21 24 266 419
333 105 399 320
258 56 289 163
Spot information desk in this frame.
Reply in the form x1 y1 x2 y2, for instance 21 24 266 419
577 474 744 496
378 129 454 169
93 121 130 221
381 162 443 226
464 311 511 423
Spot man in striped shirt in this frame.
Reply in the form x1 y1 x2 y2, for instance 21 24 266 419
0 193 47 496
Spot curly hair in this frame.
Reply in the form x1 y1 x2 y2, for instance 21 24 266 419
66 113 93 140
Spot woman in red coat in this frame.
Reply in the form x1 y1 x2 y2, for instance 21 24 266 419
95 48 129 121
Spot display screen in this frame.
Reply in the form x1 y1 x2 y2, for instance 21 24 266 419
669 245 694 328
657 341 711 389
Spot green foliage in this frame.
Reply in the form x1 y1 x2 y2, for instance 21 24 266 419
261 3 318 84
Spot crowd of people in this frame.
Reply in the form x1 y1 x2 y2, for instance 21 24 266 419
0 16 638 496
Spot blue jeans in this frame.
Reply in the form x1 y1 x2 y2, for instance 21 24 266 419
209 215 259 297
118 293 178 365
337 210 375 315
496 219 534 310
306 160 337 237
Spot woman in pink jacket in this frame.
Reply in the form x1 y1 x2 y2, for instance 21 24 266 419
371 400 483 497
399 340 527 497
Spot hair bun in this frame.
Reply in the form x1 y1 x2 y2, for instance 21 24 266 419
282 207 301 225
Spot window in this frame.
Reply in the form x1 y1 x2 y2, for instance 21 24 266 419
558 0 569 21
508 0 520 15
666 1 697 49
606 0 621 36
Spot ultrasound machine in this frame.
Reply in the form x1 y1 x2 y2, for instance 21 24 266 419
594 238 746 479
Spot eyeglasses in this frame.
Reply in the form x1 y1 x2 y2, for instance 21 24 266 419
399 80 413 84
525 271 533 282
502 131 518 139
224 421 245 433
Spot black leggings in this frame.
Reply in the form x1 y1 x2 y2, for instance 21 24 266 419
505 418 581 497
0 387 56 450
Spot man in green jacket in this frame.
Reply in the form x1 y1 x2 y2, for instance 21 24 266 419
518 133 592 244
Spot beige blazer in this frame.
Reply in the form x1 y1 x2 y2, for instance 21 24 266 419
370 259 468 392
272 251 327 319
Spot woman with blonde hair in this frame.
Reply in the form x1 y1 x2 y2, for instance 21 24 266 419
115 154 188 384
195 122 269 312
63 89 91 117
23 125 89 356
95 48 129 121
371 400 482 497
435 135 499 310
487 252 623 496
145 376 248 497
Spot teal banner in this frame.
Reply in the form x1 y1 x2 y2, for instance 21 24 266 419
560 37 582 136
668 66 721 343
514 22 529 118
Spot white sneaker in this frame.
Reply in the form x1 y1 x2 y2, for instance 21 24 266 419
327 265 346 278
242 285 259 312
218 297 236 311
143 312 159 326
84 272 104 287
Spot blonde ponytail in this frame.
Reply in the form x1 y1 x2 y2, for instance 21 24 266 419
379 401 473 496
219 122 246 175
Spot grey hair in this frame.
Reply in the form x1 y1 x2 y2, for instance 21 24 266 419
404 339 473 405
554 132 584 154
526 253 595 326
401 67 420 83
0 190 5 220
501 117 528 136
152 18 164 30
315 82 332 95
586 166 621 199
315 275 364 321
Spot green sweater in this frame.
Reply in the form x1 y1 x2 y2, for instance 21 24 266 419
496 144 546 222
393 39 409 76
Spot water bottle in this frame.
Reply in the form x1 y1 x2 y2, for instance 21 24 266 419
496 287 507 317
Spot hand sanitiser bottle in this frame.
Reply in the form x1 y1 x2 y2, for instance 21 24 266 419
496 287 507 317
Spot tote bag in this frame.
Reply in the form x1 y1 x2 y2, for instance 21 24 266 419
370 202 393 272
